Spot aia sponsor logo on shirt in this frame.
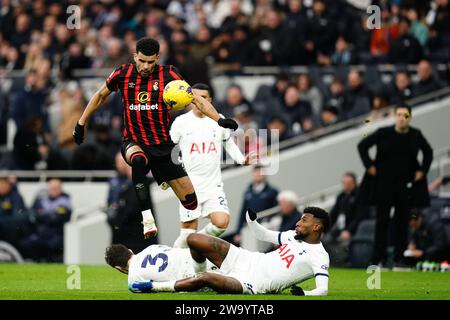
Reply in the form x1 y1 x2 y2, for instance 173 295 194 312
278 243 295 268
190 142 218 154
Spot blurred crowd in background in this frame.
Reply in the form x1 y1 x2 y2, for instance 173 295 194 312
0 0 450 170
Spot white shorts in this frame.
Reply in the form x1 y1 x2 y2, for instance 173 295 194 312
179 188 230 222
219 244 264 294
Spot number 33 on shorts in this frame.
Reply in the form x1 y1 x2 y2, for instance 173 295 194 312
218 196 229 209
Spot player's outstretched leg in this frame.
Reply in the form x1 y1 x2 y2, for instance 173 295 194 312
174 272 243 294
167 176 198 211
124 145 157 238
186 233 230 272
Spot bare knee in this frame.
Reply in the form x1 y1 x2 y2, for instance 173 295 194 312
210 212 229 229
186 233 203 249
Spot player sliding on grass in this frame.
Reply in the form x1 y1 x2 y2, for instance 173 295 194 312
73 37 238 238
105 206 330 296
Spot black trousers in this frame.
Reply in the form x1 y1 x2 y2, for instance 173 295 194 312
372 185 411 264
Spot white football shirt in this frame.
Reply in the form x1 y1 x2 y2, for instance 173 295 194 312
252 230 329 293
170 111 235 200
128 245 194 284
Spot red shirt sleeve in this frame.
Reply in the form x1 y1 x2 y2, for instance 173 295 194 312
106 64 125 91
169 65 183 81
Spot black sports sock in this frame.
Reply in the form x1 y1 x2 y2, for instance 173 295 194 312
131 154 151 211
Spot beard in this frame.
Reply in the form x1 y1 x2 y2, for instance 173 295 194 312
294 232 307 241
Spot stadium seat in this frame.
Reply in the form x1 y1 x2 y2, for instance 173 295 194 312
348 219 376 268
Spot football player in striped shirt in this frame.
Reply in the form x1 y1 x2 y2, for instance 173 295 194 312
73 37 238 237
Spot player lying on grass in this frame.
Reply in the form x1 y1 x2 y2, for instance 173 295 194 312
105 206 330 295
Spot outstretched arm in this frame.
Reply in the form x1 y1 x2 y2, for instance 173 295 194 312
291 275 328 296
78 84 112 125
246 209 281 245
73 83 113 144
192 93 238 130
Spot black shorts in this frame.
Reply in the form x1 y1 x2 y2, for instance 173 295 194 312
121 140 187 185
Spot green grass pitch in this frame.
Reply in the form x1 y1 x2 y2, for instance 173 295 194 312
0 264 449 300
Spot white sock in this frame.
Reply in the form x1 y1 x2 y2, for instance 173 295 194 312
173 228 196 248
141 209 154 222
192 259 206 273
198 223 226 237
152 280 176 292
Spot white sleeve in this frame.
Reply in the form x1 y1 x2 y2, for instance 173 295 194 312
304 275 328 296
224 135 245 165
169 118 182 144
246 213 280 245
304 253 329 296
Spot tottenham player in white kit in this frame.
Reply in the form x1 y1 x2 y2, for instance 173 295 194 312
105 243 218 293
106 206 330 295
170 83 255 248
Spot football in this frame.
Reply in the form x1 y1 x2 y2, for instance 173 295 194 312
163 80 194 111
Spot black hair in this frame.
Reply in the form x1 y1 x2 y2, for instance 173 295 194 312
395 103 412 114
136 37 160 56
192 83 212 97
304 206 330 233
105 244 132 268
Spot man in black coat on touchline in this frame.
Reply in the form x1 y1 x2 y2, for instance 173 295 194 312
357 103 433 267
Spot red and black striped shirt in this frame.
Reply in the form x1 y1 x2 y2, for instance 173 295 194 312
106 63 182 146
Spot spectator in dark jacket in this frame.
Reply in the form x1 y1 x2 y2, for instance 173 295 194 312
0 176 28 249
344 69 372 118
405 209 448 264
233 165 279 245
389 70 415 105
11 70 48 131
413 60 443 97
278 84 315 134
328 172 365 242
389 17 423 64
20 178 71 262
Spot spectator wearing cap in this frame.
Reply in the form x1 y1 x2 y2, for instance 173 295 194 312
404 209 449 265
389 17 423 64
413 60 443 97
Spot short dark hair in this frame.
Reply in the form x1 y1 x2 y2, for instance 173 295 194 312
304 206 330 233
136 37 160 56
105 244 132 268
192 83 212 97
395 103 412 114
